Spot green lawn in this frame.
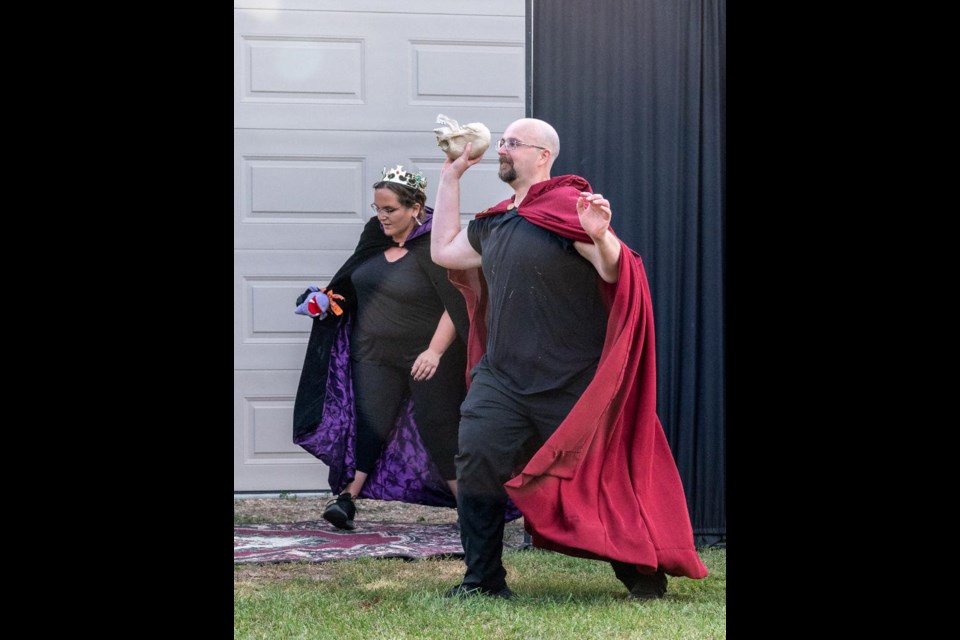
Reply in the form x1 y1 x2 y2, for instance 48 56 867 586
235 546 725 639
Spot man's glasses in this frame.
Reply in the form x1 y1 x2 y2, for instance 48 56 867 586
370 204 402 215
497 138 547 152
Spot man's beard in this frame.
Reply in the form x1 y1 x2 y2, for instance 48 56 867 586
498 159 517 184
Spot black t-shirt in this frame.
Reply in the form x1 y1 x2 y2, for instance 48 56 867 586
467 208 607 394
350 251 445 366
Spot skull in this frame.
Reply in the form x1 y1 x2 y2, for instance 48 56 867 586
434 114 491 160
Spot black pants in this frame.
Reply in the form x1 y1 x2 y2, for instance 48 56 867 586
456 359 628 590
351 343 466 480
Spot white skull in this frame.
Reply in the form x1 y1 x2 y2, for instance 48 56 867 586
434 114 491 160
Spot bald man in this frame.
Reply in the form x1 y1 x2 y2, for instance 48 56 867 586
431 118 707 600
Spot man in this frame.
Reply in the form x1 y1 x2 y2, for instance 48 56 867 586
431 118 708 600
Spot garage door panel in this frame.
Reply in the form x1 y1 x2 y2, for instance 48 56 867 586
235 8 525 131
235 250 354 370
251 283 320 335
234 370 326 492
247 36 364 102
249 160 364 217
236 130 369 249
411 42 523 105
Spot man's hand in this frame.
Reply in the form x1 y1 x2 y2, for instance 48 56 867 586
441 142 484 180
574 192 621 283
576 192 613 240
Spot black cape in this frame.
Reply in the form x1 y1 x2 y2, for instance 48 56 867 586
292 214 469 439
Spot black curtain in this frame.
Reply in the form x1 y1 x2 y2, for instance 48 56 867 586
528 0 725 546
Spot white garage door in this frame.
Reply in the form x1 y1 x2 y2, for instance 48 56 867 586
234 0 526 492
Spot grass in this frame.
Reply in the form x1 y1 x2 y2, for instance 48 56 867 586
234 546 725 639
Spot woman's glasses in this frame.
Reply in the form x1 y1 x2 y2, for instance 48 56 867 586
370 204 402 215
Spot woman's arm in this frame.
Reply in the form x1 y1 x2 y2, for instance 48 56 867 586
411 310 457 381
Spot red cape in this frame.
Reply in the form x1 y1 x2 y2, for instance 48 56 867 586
449 175 707 579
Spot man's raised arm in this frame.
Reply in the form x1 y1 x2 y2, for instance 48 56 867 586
431 143 483 270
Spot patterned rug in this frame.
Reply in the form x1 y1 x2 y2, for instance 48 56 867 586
235 520 463 564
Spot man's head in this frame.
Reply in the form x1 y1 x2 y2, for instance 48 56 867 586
496 118 559 186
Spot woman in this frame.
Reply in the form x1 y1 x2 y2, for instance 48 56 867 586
292 165 469 530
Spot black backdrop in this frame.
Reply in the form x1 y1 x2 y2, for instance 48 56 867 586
527 0 725 545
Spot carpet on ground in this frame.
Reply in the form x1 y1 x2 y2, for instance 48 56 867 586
235 520 464 563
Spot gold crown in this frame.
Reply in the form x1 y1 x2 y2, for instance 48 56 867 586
379 165 427 193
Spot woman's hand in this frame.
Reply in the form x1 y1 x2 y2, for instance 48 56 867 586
411 349 443 381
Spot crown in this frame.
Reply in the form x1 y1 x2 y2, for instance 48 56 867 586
379 165 427 193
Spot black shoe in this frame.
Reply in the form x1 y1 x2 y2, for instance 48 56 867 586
627 570 667 600
444 583 515 600
518 531 534 551
322 493 356 530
